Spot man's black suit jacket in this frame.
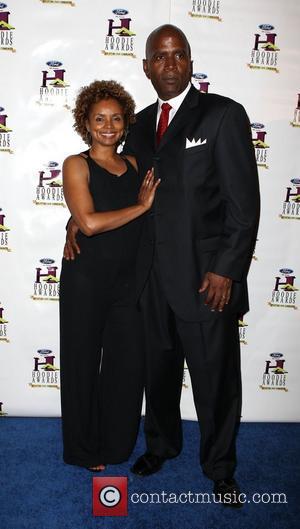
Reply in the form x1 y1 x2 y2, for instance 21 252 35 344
123 85 260 321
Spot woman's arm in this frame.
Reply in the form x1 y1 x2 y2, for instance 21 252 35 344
63 155 159 237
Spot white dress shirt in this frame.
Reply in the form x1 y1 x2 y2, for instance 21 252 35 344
156 82 192 129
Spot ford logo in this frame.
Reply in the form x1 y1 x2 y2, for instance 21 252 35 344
259 24 274 31
46 61 63 68
291 178 300 185
270 353 283 358
112 8 129 16
192 73 207 80
40 258 55 265
251 123 264 129
37 349 53 356
279 268 293 275
0 4 8 9
48 161 59 168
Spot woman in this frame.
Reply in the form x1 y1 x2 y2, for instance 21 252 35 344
60 80 159 471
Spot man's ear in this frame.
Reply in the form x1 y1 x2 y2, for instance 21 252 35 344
143 59 150 79
190 60 193 77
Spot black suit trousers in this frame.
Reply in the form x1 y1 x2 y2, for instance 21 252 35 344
140 252 242 481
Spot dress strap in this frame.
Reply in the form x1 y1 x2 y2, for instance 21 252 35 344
79 149 90 159
121 155 138 173
78 150 91 182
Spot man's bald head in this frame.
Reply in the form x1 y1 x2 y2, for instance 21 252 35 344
145 24 191 59
143 24 193 100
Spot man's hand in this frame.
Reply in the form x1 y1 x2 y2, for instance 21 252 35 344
63 218 80 260
198 272 232 312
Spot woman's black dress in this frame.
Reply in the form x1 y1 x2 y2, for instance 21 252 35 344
59 151 144 467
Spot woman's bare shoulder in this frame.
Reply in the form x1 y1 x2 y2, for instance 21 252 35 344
63 153 89 170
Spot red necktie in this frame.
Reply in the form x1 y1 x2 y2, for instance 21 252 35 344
156 102 172 145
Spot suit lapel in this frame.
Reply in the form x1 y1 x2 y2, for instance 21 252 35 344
157 86 200 152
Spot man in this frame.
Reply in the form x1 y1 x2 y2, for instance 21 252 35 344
65 25 260 507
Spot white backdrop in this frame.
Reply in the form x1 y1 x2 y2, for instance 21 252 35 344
0 0 299 420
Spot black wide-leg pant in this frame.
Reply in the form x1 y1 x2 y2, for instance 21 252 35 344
59 257 144 468
140 256 242 481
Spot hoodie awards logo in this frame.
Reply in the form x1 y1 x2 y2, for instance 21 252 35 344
248 24 280 73
0 401 8 416
290 94 300 128
251 122 269 169
260 353 288 391
191 73 210 93
279 178 300 220
29 349 60 389
188 0 221 21
238 315 248 345
268 268 298 310
0 106 13 153
37 61 70 108
40 0 75 6
0 303 9 343
0 209 11 251
0 3 15 52
31 258 60 301
33 161 65 207
102 8 136 58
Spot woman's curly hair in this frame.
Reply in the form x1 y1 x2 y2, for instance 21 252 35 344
73 80 136 145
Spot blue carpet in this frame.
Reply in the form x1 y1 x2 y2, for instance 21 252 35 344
0 419 299 529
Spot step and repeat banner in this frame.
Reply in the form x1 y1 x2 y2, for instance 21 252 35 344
1 0 299 420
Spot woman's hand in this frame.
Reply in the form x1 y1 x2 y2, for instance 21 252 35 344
137 168 160 211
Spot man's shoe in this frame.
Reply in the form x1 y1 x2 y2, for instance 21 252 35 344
213 478 243 508
130 453 166 476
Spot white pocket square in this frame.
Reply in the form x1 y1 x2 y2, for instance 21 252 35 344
185 137 207 149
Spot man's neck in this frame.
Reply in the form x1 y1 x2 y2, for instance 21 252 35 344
157 82 191 109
